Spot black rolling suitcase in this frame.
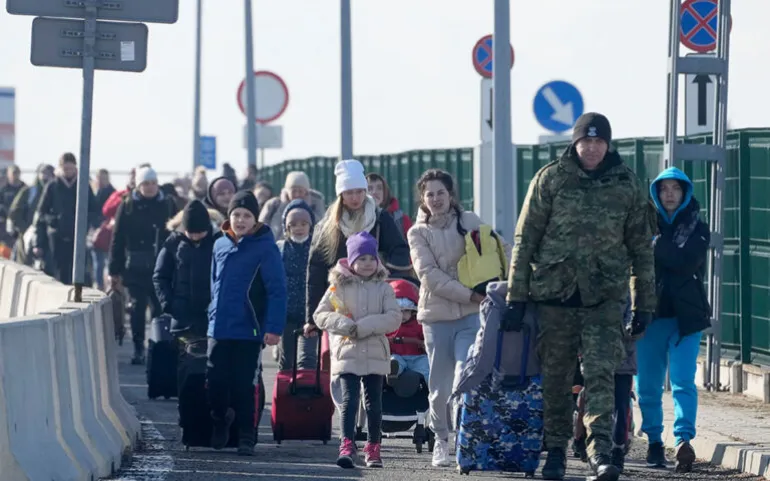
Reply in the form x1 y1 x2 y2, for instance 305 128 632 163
178 339 266 450
146 314 178 400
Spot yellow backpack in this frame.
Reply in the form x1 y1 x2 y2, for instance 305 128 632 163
457 224 508 295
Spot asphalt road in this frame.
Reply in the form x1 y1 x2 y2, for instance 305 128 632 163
108 340 762 481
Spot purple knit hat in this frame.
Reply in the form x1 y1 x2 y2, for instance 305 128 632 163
346 231 379 266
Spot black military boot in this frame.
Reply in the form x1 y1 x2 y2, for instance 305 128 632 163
541 447 567 480
646 441 668 468
675 441 695 473
610 446 625 473
587 453 620 481
237 426 255 456
210 408 235 450
131 340 145 365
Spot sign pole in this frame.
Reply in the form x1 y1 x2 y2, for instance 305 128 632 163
493 0 515 240
340 0 353 160
192 0 202 170
244 0 258 168
72 0 98 302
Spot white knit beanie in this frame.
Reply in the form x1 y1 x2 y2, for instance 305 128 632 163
135 166 158 186
284 171 310 191
334 159 368 196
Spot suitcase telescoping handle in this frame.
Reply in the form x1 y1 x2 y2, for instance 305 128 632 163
290 328 323 396
494 324 531 388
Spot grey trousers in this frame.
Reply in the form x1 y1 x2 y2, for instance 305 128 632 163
423 313 480 441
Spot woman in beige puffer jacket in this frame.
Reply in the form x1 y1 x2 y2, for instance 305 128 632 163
313 231 401 468
407 169 490 468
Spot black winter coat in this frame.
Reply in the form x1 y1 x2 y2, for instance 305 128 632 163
153 229 214 334
108 191 177 285
306 207 412 324
654 198 712 338
35 177 98 247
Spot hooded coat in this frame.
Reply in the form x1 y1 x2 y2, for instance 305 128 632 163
260 188 325 241
313 259 401 377
650 167 711 338
277 199 316 324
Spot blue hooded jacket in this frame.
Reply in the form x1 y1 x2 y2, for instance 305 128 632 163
649 167 711 337
208 222 288 340
650 167 694 225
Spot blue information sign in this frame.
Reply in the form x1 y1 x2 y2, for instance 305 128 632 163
199 135 216 170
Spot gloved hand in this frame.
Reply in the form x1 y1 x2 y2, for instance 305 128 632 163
629 311 652 339
500 301 526 332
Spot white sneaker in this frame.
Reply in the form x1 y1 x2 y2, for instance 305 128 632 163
431 438 452 467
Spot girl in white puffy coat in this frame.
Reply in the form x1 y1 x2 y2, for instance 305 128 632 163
313 231 400 470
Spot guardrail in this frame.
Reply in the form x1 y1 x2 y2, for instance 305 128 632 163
0 259 140 480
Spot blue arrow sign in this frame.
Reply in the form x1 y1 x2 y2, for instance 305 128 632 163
533 81 584 134
199 135 216 170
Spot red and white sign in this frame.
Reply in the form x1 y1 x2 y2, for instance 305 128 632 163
0 87 15 165
237 71 289 124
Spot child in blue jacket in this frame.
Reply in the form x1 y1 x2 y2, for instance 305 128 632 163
207 191 287 456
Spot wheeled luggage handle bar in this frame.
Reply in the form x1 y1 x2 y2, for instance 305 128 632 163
290 328 323 396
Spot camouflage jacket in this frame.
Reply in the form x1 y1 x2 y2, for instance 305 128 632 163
506 146 656 313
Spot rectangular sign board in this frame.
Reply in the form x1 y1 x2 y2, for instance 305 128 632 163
684 54 715 136
243 124 284 149
480 78 492 143
199 136 216 170
0 88 14 164
7 0 179 24
31 17 148 72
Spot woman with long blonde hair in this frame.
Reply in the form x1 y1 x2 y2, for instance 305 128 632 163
304 159 411 335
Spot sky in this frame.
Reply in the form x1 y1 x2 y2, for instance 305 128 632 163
0 0 766 184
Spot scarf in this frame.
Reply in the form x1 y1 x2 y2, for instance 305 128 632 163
672 208 700 248
338 195 377 238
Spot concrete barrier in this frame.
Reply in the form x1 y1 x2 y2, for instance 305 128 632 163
0 259 140 480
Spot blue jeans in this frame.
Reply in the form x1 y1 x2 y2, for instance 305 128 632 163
91 248 106 290
634 317 701 445
423 313 480 441
391 354 430 382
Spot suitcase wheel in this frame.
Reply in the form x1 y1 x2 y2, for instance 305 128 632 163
164 396 171 400
458 466 470 475
322 439 328 445
184 445 190 452
415 442 422 453
525 472 535 478
427 428 435 453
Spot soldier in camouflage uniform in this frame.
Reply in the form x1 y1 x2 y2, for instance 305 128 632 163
502 113 656 481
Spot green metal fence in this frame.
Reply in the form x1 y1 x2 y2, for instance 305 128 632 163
261 128 770 364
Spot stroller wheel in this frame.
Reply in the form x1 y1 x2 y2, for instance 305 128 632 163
415 442 423 453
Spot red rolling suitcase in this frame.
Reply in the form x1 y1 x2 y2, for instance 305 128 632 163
271 329 334 444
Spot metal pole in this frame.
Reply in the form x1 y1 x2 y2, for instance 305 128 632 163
663 0 682 172
244 0 258 167
340 0 353 160
192 0 202 170
72 1 98 301
493 0 515 239
708 0 731 392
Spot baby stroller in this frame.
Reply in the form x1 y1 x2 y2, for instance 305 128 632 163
352 369 434 453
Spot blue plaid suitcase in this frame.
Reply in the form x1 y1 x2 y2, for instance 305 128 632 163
456 326 544 476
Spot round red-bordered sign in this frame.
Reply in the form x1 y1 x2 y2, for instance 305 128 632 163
471 34 514 79
237 70 289 124
679 0 732 53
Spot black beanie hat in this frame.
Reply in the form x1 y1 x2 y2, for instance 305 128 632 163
182 200 211 233
572 112 612 145
228 190 261 219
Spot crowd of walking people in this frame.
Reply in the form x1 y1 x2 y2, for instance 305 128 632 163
0 112 712 481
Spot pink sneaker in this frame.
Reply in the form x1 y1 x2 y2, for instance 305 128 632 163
336 438 357 469
363 442 383 468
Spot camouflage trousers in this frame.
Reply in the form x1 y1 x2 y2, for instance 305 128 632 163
537 301 625 458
